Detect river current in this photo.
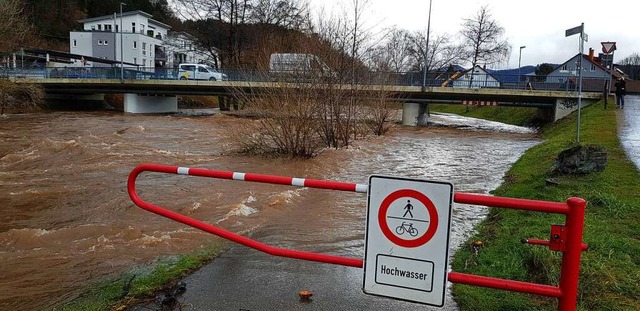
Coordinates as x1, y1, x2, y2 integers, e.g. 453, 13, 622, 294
0, 110, 540, 309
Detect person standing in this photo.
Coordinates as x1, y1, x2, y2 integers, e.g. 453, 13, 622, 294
615, 77, 627, 109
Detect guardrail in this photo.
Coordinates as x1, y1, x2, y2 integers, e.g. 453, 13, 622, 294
128, 163, 588, 310
2, 66, 611, 92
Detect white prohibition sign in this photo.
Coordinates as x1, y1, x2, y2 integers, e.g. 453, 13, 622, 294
363, 175, 454, 307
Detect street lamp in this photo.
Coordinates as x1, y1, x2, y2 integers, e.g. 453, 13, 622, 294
421, 0, 433, 92
518, 45, 526, 89
120, 2, 126, 83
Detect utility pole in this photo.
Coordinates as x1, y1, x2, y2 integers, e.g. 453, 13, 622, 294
120, 2, 126, 83
421, 0, 433, 92
518, 46, 526, 89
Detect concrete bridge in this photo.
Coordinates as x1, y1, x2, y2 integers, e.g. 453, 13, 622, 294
15, 78, 602, 123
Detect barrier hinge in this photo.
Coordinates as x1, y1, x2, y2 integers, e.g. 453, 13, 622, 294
549, 224, 566, 252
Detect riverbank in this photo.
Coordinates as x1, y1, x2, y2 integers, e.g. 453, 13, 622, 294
56, 102, 639, 310
451, 101, 640, 310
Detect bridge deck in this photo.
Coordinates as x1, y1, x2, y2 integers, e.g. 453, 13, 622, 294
16, 78, 602, 104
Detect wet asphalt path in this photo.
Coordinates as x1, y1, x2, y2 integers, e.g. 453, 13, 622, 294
619, 95, 640, 169
174, 246, 448, 310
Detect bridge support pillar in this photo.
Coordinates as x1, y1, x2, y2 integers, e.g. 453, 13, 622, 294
553, 98, 599, 122
402, 102, 429, 126
124, 93, 177, 114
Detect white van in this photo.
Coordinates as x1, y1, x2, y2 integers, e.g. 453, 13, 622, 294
269, 53, 334, 78
178, 64, 227, 81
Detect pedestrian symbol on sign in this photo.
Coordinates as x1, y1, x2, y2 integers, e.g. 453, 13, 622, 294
403, 200, 414, 218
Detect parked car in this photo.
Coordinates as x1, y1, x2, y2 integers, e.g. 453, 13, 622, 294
177, 63, 227, 81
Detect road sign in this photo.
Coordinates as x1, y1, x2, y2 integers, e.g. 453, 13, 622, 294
363, 175, 453, 306
565, 24, 583, 37
601, 41, 617, 54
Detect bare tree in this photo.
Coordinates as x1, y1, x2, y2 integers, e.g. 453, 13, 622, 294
406, 31, 461, 73
618, 52, 640, 80
230, 82, 325, 157
0, 79, 44, 114
368, 28, 413, 72
0, 0, 37, 53
174, 0, 252, 67
251, 0, 310, 30
174, 0, 310, 68
459, 5, 510, 87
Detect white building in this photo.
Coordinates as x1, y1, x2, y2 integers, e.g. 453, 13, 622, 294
164, 32, 218, 68
70, 10, 218, 72
451, 65, 501, 88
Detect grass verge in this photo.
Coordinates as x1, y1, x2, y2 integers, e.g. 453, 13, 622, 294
59, 243, 227, 310
451, 102, 640, 310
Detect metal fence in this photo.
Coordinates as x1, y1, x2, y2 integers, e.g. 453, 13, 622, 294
1, 66, 609, 92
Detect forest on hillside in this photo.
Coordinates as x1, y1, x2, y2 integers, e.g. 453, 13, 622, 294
2, 0, 467, 72
5, 0, 638, 78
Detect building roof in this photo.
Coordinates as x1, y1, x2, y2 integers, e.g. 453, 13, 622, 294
454, 65, 500, 81
551, 53, 626, 79
24, 48, 139, 66
77, 10, 171, 30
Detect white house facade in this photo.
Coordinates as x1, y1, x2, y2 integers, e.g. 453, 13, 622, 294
164, 32, 218, 68
452, 65, 501, 88
69, 10, 219, 73
546, 49, 624, 92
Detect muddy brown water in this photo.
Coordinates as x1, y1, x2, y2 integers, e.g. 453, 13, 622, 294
0, 110, 540, 309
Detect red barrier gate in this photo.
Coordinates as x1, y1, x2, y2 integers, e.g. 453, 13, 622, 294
128, 163, 587, 311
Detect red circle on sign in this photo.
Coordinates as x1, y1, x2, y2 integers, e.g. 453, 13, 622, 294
378, 189, 439, 248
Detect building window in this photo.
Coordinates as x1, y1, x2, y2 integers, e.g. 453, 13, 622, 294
91, 25, 95, 30
98, 24, 102, 31
116, 25, 119, 32
98, 40, 103, 46
134, 57, 137, 64
73, 39, 77, 47
132, 22, 136, 33
591, 64, 596, 71
142, 42, 146, 50
561, 64, 567, 71
104, 40, 109, 46
143, 59, 147, 66
133, 41, 137, 49
105, 24, 112, 31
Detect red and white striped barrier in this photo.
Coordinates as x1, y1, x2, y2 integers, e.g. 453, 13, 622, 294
173, 165, 369, 193
128, 163, 588, 310
462, 100, 498, 106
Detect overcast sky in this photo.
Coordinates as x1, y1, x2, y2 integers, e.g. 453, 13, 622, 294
313, 0, 637, 69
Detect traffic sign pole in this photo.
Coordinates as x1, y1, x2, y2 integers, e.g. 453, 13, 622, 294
601, 41, 617, 109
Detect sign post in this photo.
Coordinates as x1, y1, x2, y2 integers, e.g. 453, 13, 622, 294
601, 41, 617, 109
565, 23, 587, 143
363, 175, 453, 306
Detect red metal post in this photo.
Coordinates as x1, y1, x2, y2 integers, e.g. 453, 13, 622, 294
558, 197, 587, 311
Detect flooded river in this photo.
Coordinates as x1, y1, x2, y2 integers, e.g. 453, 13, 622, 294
0, 110, 539, 309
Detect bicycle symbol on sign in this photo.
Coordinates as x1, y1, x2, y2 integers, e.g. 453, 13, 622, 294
395, 221, 419, 237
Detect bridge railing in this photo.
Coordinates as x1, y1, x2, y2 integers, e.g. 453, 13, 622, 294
4, 65, 609, 92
